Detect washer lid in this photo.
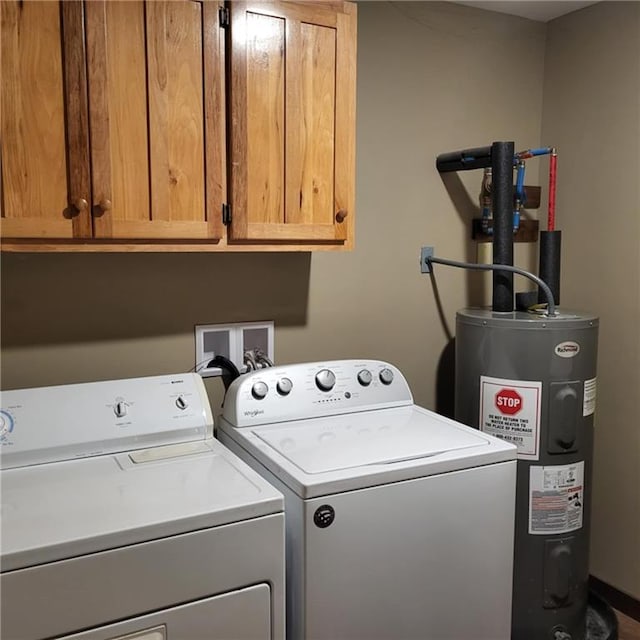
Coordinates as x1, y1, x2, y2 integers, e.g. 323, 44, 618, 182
253, 405, 489, 473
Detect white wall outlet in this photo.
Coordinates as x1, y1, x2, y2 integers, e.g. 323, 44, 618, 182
194, 321, 274, 378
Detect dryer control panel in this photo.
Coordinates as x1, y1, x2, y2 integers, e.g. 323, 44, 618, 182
222, 360, 413, 427
0, 374, 213, 469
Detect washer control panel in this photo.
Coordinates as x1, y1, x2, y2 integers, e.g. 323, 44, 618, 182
222, 360, 413, 427
0, 374, 212, 470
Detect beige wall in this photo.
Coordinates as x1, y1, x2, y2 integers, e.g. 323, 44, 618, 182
3, 0, 637, 598
542, 1, 640, 599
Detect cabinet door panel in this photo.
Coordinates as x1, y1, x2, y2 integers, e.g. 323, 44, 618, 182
86, 0, 149, 237
286, 22, 336, 226
246, 12, 285, 226
147, 0, 206, 224
1, 1, 90, 239
230, 1, 356, 245
86, 0, 222, 241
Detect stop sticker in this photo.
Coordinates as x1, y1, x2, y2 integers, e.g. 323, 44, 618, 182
495, 388, 523, 415
480, 376, 542, 460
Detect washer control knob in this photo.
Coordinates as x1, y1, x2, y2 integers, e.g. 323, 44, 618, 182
277, 378, 293, 396
252, 381, 269, 400
175, 396, 188, 410
315, 369, 336, 392
114, 402, 128, 418
379, 368, 394, 385
357, 369, 373, 386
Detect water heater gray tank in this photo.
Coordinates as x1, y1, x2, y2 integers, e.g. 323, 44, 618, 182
455, 308, 598, 640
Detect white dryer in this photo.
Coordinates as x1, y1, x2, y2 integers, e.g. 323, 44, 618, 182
217, 359, 517, 640
0, 373, 285, 640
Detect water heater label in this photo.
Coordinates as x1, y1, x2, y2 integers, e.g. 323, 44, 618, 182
583, 377, 597, 416
554, 341, 581, 358
528, 461, 584, 535
479, 376, 542, 460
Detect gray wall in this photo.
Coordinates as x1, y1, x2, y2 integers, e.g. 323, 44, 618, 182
1, 0, 637, 598
541, 1, 640, 599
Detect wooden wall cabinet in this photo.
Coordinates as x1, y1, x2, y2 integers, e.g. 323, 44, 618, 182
0, 0, 357, 252
1, 0, 224, 247
228, 1, 356, 247
1, 1, 80, 241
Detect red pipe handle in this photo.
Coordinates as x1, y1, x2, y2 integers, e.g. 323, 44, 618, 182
548, 151, 558, 231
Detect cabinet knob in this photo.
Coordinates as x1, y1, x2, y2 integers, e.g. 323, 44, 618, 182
73, 198, 89, 212
335, 209, 348, 223
94, 199, 112, 215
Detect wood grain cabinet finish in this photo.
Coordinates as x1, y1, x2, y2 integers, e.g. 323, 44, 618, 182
1, 0, 356, 251
1, 0, 224, 246
85, 0, 223, 241
228, 1, 356, 248
1, 0, 91, 240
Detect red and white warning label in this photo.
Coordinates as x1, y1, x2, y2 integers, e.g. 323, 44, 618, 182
529, 462, 585, 535
479, 376, 542, 460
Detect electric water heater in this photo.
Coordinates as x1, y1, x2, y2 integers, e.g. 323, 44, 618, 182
435, 141, 602, 640
455, 309, 598, 639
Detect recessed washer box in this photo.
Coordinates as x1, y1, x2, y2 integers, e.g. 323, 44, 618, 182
195, 321, 274, 377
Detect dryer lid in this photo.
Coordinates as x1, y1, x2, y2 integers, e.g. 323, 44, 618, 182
252, 405, 490, 474
0, 439, 283, 571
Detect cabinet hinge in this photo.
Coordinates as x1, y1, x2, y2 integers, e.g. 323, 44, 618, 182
218, 6, 230, 28
222, 203, 231, 225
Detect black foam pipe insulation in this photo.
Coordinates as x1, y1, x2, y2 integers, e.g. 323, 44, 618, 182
435, 141, 516, 312
491, 141, 515, 312
435, 146, 492, 172
538, 230, 562, 305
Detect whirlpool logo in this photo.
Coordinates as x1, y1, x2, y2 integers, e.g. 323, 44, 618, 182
244, 409, 265, 418
555, 341, 580, 358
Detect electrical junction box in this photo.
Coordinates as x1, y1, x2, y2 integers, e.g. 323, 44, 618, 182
195, 321, 274, 378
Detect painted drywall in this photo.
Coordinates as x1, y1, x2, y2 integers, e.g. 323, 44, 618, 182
541, 1, 640, 599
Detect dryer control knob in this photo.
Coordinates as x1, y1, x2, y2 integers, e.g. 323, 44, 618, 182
0, 413, 7, 436
357, 369, 373, 386
315, 369, 336, 392
252, 381, 269, 400
277, 378, 293, 396
175, 396, 188, 410
114, 401, 128, 418
379, 368, 394, 385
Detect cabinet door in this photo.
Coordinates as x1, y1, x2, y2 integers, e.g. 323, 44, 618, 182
229, 1, 356, 245
1, 1, 92, 239
85, 1, 224, 241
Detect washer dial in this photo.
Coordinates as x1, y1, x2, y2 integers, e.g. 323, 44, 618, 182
252, 381, 269, 400
315, 369, 336, 392
357, 369, 373, 386
277, 378, 293, 396
379, 368, 394, 385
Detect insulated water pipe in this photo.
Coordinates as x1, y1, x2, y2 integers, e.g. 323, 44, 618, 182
436, 141, 516, 312
538, 148, 561, 305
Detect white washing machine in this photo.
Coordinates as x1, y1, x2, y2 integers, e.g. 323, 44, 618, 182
0, 373, 285, 640
217, 359, 517, 640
